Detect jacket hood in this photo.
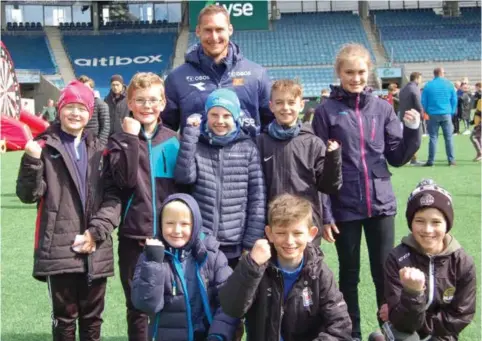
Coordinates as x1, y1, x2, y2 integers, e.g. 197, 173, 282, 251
299, 121, 316, 135
401, 233, 461, 257
159, 193, 203, 253
185, 41, 243, 67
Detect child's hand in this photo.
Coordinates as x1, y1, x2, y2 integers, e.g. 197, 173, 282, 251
186, 114, 202, 127
250, 239, 271, 266
399, 267, 425, 292
146, 238, 163, 246
327, 140, 340, 152
378, 303, 389, 322
122, 117, 141, 136
72, 231, 96, 254
403, 109, 421, 129
322, 223, 339, 243
24, 140, 43, 159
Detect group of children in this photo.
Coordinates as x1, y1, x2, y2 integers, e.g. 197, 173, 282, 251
17, 64, 476, 340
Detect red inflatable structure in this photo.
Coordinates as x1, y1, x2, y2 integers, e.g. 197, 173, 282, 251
0, 41, 49, 150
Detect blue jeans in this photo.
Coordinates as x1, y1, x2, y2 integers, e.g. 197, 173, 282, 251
427, 114, 455, 164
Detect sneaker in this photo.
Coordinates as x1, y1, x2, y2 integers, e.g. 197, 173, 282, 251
453, 132, 459, 136
463, 130, 471, 135
368, 331, 386, 341
422, 134, 428, 137
409, 160, 424, 166
474, 155, 482, 161
423, 162, 434, 167
449, 161, 457, 166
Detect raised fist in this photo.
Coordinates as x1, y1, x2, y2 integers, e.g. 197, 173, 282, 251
327, 139, 340, 152
399, 267, 426, 292
122, 117, 141, 136
24, 140, 43, 159
403, 109, 421, 129
186, 114, 202, 127
250, 239, 271, 266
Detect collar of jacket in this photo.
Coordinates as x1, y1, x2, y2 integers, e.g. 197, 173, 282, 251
329, 85, 374, 109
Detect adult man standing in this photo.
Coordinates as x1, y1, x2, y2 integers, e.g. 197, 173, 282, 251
104, 74, 129, 135
422, 67, 457, 166
399, 72, 424, 165
162, 5, 273, 137
78, 75, 111, 145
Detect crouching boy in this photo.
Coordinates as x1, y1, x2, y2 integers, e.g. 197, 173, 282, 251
131, 193, 238, 341
219, 194, 352, 341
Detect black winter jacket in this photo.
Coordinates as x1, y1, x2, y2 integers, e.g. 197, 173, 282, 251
104, 89, 129, 135
16, 124, 121, 282
85, 96, 110, 145
219, 244, 352, 341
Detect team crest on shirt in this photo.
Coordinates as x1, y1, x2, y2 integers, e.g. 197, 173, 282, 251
443, 287, 456, 303
232, 77, 244, 86
301, 287, 313, 307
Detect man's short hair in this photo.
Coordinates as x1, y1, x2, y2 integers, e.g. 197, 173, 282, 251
197, 5, 230, 26
434, 68, 443, 77
271, 79, 303, 99
78, 75, 95, 89
268, 194, 313, 227
410, 72, 422, 82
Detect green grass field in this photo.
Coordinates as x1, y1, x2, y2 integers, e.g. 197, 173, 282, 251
1, 135, 480, 340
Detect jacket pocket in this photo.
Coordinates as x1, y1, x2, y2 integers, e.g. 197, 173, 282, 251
371, 165, 395, 204
335, 169, 361, 207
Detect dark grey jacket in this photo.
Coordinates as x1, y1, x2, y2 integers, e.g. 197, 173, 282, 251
16, 124, 121, 282
104, 89, 129, 135
174, 126, 266, 250
257, 123, 342, 230
219, 244, 352, 341
85, 96, 110, 145
399, 82, 423, 118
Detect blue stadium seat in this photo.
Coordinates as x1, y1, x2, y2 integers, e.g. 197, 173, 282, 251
267, 67, 336, 97
373, 8, 481, 62
2, 35, 56, 74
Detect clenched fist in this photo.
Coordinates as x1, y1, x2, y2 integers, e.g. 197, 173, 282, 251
250, 239, 271, 266
122, 117, 141, 136
24, 140, 43, 159
327, 140, 340, 152
186, 114, 202, 127
399, 267, 425, 292
403, 109, 421, 129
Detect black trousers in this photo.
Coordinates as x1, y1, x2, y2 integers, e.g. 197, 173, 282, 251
118, 237, 148, 341
334, 215, 395, 340
48, 273, 107, 341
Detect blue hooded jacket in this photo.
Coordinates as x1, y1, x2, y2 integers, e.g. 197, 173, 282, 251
131, 193, 238, 341
161, 42, 273, 137
313, 86, 420, 223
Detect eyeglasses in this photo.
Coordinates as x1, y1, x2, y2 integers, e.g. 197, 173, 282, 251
134, 98, 162, 106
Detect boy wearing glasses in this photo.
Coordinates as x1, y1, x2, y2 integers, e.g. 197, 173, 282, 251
105, 72, 180, 340
16, 80, 121, 340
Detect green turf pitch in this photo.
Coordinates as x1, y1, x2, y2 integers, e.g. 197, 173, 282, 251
1, 135, 480, 340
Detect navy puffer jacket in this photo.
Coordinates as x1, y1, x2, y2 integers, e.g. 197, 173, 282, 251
131, 193, 237, 341
174, 126, 266, 251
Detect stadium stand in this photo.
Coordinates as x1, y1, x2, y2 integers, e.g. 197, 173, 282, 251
267, 67, 336, 98
2, 35, 57, 74
62, 32, 177, 97
372, 8, 481, 62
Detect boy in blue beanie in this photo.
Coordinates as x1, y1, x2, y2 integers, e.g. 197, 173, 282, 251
131, 193, 237, 341
174, 88, 266, 269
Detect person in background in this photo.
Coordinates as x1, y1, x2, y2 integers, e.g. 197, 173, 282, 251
41, 98, 57, 123
317, 88, 330, 105
302, 107, 315, 123
104, 74, 130, 136
387, 83, 399, 116
458, 83, 472, 135
78, 75, 111, 146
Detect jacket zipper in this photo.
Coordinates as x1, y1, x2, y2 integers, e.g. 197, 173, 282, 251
275, 269, 284, 341
213, 149, 224, 237
354, 95, 372, 217
424, 257, 435, 310
171, 251, 194, 341
147, 139, 158, 237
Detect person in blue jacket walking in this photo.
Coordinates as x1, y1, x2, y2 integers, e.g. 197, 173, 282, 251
312, 43, 421, 341
162, 4, 273, 137
421, 67, 458, 166
131, 193, 238, 341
